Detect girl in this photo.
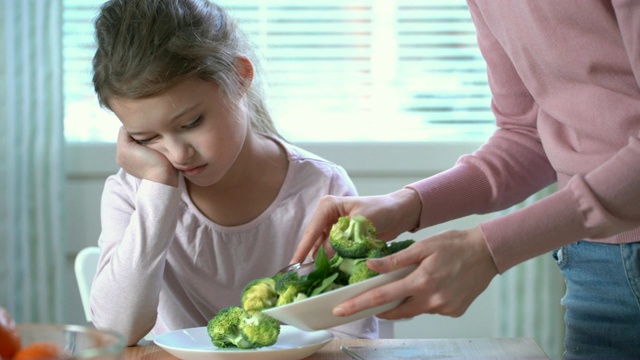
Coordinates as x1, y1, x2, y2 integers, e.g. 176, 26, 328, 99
89, 0, 377, 345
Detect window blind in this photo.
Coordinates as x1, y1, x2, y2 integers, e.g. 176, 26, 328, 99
63, 0, 494, 142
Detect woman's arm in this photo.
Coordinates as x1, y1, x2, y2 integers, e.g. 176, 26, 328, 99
478, 0, 640, 272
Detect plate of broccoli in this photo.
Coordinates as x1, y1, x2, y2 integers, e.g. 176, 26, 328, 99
257, 215, 417, 331
153, 324, 333, 360
262, 263, 416, 331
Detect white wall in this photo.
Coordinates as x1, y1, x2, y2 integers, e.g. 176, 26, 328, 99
63, 141, 499, 338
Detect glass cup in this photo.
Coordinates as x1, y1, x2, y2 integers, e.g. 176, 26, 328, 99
16, 323, 125, 359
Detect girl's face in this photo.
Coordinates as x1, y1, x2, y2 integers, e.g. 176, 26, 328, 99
111, 77, 249, 188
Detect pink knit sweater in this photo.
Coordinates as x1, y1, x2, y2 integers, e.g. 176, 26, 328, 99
408, 0, 640, 273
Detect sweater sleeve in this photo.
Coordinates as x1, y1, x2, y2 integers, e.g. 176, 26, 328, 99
613, 0, 640, 87
406, 0, 556, 232
408, 1, 640, 273
90, 170, 182, 345
481, 0, 640, 272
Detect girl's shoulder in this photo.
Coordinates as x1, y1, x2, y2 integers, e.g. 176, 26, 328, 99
272, 137, 356, 196
273, 137, 347, 176
104, 168, 141, 193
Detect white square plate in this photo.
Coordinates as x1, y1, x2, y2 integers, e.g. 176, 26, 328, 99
262, 265, 416, 331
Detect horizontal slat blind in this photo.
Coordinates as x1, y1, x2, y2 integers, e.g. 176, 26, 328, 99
63, 0, 112, 141
63, 0, 494, 142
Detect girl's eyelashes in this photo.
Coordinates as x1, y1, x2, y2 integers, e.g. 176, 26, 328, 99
135, 136, 156, 145
182, 115, 203, 130
131, 115, 203, 145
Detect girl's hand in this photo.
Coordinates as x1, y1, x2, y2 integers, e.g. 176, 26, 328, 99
332, 226, 498, 319
116, 127, 179, 187
291, 188, 421, 263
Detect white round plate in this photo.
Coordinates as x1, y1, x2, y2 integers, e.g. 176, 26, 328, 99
263, 265, 417, 331
153, 325, 333, 360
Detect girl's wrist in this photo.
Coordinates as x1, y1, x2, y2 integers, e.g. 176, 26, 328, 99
144, 168, 179, 188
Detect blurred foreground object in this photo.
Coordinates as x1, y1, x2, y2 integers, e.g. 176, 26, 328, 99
0, 307, 21, 359
16, 323, 124, 359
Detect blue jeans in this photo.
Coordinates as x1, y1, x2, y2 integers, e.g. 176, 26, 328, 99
553, 241, 640, 359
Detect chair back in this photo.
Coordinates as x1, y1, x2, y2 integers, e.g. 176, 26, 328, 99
74, 246, 100, 323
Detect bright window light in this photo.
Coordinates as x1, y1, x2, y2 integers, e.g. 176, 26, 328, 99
63, 0, 495, 143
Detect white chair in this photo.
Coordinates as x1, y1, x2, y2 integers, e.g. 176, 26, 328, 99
74, 246, 101, 323
74, 246, 154, 341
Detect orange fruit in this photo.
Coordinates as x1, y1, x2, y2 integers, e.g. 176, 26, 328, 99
0, 307, 21, 360
13, 342, 65, 360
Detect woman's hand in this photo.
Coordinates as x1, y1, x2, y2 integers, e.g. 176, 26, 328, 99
333, 226, 498, 319
291, 188, 422, 263
116, 127, 179, 187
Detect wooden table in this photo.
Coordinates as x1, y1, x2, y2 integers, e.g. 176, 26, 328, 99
125, 338, 549, 359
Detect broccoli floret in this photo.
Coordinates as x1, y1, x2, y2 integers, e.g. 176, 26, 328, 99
241, 278, 278, 314
207, 306, 253, 349
337, 257, 360, 276
348, 260, 379, 284
338, 249, 386, 284
338, 257, 375, 284
276, 285, 308, 306
273, 270, 314, 306
329, 215, 386, 258
207, 306, 281, 349
367, 249, 388, 259
386, 239, 416, 254
238, 311, 281, 348
338, 249, 384, 274
275, 285, 296, 307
